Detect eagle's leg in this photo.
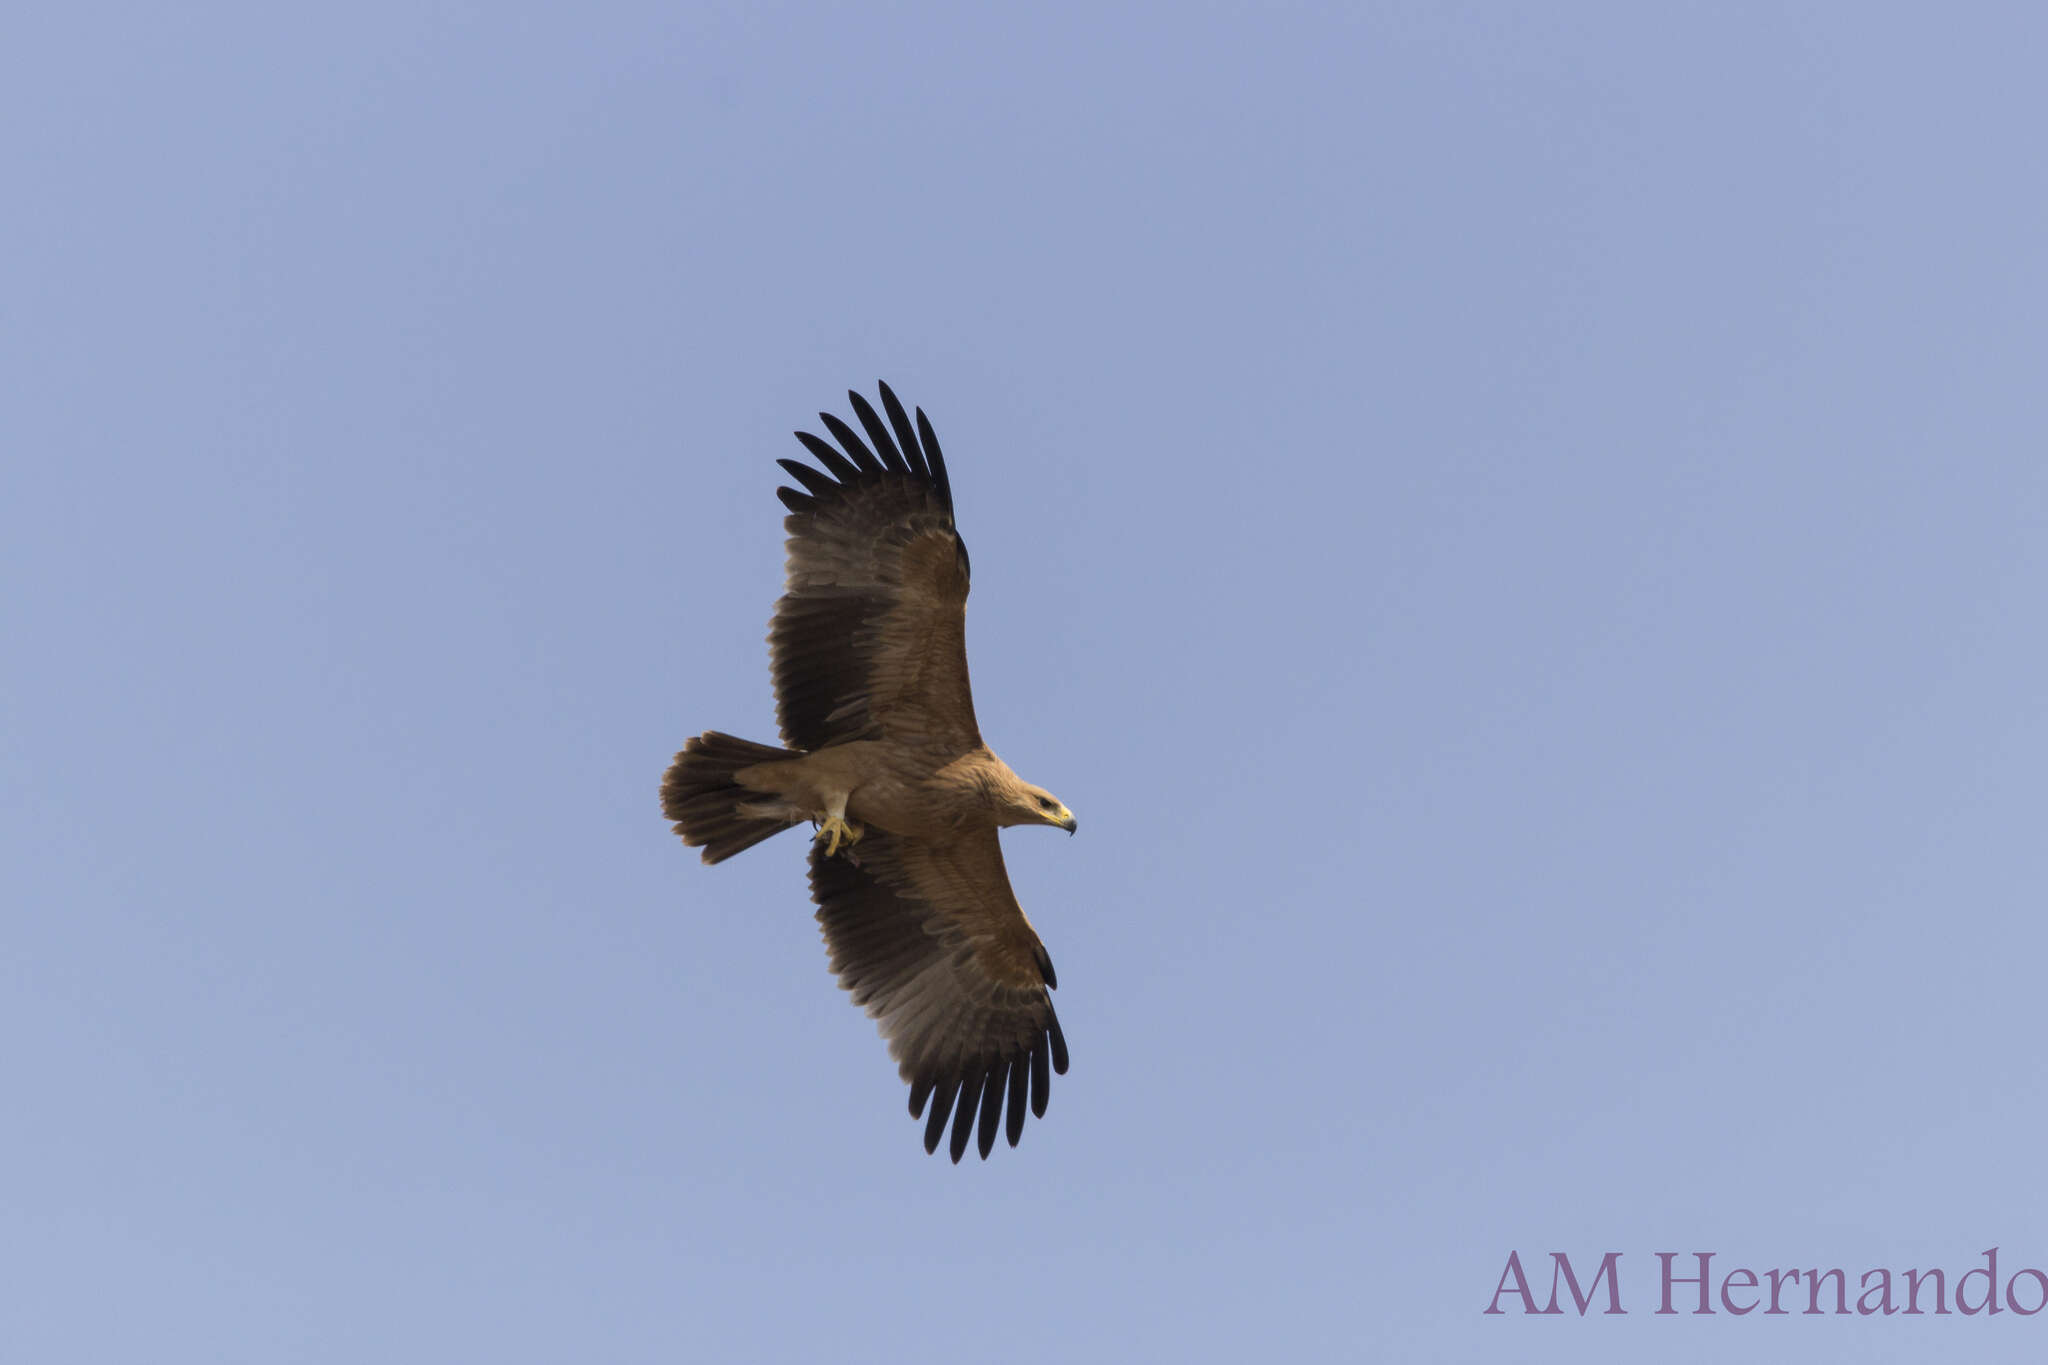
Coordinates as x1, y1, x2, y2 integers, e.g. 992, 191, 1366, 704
815, 791, 864, 858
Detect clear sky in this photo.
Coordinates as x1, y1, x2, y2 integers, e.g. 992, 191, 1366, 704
8, 4, 2047, 1362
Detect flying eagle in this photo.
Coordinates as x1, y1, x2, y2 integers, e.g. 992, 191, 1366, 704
660, 384, 1075, 1162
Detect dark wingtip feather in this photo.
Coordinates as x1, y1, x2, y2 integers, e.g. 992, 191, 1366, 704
819, 412, 882, 474
776, 457, 839, 500
915, 407, 952, 507
1035, 946, 1058, 990
776, 487, 815, 514
948, 1073, 979, 1163
976, 1065, 1005, 1160
793, 430, 859, 482
877, 382, 929, 480
786, 387, 957, 526
848, 391, 907, 473
1030, 1033, 1050, 1118
909, 1077, 934, 1120
1048, 1007, 1070, 1075
1005, 1060, 1028, 1147
925, 1078, 959, 1154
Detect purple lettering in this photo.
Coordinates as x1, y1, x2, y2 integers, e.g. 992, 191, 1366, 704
2008, 1269, 2048, 1316
1719, 1267, 1757, 1315
1956, 1248, 2001, 1315
1805, 1267, 1848, 1315
1485, 1251, 1539, 1315
1903, 1268, 1948, 1315
1658, 1252, 1713, 1315
1857, 1269, 1897, 1316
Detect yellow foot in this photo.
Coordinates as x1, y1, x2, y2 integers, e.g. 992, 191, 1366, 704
816, 814, 864, 857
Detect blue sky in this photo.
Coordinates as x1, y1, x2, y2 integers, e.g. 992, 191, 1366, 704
8, 3, 2047, 1361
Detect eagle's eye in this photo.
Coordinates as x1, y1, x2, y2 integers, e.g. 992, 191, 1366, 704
1037, 797, 1054, 810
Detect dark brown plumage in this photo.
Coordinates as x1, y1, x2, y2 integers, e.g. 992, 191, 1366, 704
661, 383, 1074, 1161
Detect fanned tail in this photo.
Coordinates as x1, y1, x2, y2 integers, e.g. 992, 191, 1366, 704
661, 731, 802, 864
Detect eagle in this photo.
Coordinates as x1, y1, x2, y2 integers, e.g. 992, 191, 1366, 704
660, 383, 1075, 1162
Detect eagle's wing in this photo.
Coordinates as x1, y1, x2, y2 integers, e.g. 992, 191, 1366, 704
770, 384, 979, 753
810, 827, 1068, 1161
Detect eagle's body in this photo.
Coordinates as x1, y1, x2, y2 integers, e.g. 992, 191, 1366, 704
732, 741, 1041, 844
660, 384, 1075, 1162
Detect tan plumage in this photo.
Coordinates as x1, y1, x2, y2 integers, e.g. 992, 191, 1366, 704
661, 383, 1075, 1161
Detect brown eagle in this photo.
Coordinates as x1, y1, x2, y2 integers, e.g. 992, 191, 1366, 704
661, 384, 1075, 1162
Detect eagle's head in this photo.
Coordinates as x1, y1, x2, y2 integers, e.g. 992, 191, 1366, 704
1002, 779, 1077, 834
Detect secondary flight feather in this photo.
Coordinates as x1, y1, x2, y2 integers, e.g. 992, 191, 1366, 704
661, 383, 1075, 1161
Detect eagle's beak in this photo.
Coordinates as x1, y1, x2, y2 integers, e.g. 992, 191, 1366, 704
1058, 809, 1077, 835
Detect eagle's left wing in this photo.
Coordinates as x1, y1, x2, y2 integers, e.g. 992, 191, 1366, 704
808, 827, 1068, 1161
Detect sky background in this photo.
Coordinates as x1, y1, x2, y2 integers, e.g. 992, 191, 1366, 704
7, 3, 2047, 1361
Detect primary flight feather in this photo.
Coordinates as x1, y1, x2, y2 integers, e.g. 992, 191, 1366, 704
661, 384, 1075, 1162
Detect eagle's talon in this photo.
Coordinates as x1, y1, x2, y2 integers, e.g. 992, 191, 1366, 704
816, 813, 863, 857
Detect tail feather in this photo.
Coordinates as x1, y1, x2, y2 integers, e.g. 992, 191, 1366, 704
661, 731, 802, 863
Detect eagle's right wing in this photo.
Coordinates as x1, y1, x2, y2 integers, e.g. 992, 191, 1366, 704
769, 384, 981, 755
